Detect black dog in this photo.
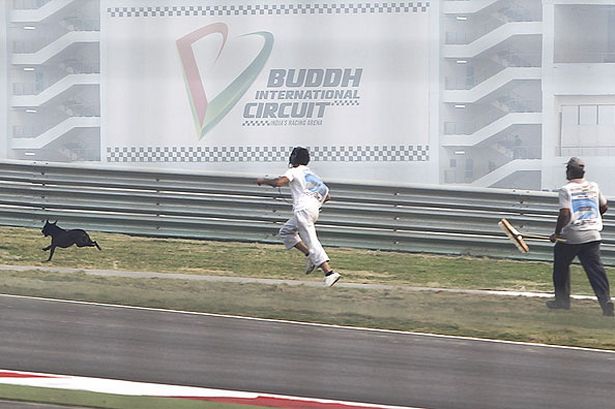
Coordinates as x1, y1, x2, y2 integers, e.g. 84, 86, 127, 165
41, 220, 101, 261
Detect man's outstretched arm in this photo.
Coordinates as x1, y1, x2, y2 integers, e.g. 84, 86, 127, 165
256, 176, 290, 188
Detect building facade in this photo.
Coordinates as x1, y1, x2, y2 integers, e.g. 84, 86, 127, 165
4, 0, 100, 162
2, 0, 615, 193
441, 0, 615, 194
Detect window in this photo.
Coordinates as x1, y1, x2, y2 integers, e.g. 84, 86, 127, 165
598, 105, 615, 125
579, 105, 597, 125
561, 106, 578, 125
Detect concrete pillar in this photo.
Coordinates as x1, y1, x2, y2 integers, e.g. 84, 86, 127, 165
0, 1, 8, 160
541, 1, 557, 190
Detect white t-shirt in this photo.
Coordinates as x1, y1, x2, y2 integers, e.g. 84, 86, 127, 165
283, 165, 329, 211
559, 179, 607, 244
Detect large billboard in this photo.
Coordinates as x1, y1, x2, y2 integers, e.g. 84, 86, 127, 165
101, 0, 434, 182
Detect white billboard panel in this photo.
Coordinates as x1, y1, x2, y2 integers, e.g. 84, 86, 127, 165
101, 1, 434, 183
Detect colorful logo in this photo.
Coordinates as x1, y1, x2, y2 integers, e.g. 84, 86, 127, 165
177, 23, 274, 139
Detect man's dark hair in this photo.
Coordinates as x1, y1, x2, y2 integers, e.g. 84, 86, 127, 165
289, 147, 310, 166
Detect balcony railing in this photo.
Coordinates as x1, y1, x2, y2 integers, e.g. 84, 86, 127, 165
12, 24, 100, 53
558, 146, 615, 157
12, 82, 39, 96
12, 0, 51, 10
554, 52, 615, 64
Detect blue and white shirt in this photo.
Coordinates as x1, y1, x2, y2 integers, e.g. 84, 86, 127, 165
559, 179, 607, 244
283, 165, 329, 211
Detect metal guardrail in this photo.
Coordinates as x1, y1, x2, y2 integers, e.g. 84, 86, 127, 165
2, 160, 615, 265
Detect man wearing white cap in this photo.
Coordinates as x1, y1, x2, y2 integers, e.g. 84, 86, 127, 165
547, 157, 613, 316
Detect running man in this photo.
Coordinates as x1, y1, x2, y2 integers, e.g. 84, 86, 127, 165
256, 146, 341, 287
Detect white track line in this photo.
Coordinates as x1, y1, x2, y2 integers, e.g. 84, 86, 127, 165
1, 293, 614, 354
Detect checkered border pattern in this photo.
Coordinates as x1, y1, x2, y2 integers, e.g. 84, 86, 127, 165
106, 2, 430, 17
243, 120, 270, 127
106, 145, 429, 162
329, 99, 360, 106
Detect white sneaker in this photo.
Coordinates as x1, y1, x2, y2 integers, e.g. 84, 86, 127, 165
324, 272, 341, 287
305, 257, 316, 274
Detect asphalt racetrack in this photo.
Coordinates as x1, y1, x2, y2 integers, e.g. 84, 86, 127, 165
1, 294, 615, 409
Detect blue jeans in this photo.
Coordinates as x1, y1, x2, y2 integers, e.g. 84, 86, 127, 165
552, 241, 611, 307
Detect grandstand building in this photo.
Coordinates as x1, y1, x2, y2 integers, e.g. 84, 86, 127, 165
441, 0, 615, 194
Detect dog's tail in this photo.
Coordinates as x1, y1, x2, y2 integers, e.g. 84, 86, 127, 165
94, 241, 102, 251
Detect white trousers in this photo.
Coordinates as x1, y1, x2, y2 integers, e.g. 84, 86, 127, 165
279, 206, 329, 267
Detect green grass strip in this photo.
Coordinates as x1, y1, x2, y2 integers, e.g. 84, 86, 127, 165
0, 384, 263, 409
0, 226, 594, 294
